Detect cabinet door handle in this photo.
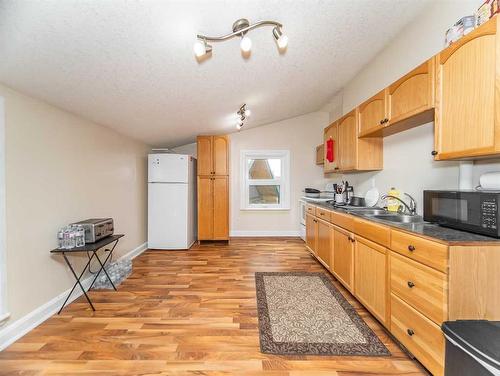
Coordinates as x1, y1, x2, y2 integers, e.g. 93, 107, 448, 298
407, 329, 415, 336
407, 281, 415, 288
431, 150, 438, 156
379, 119, 384, 125
383, 118, 389, 123
408, 245, 415, 252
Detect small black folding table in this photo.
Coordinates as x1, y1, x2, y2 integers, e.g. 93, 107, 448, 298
50, 234, 124, 314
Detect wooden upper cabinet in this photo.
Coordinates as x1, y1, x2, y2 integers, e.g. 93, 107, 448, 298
213, 135, 229, 175
338, 111, 357, 171
197, 136, 213, 176
435, 16, 500, 160
358, 90, 387, 136
197, 135, 229, 175
323, 122, 339, 173
387, 58, 435, 126
323, 110, 383, 174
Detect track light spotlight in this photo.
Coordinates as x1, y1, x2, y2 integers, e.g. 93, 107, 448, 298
240, 35, 252, 52
272, 26, 288, 49
193, 39, 212, 57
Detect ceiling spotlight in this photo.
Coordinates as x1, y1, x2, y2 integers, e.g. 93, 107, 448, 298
240, 35, 252, 52
195, 18, 286, 59
193, 39, 212, 57
272, 26, 288, 49
236, 104, 250, 130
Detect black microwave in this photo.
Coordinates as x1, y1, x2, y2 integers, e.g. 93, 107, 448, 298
423, 190, 500, 238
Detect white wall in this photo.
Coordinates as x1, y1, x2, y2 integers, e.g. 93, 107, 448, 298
0, 83, 150, 325
324, 0, 500, 211
319, 92, 343, 123
229, 112, 328, 235
172, 143, 197, 158
173, 113, 329, 235
0, 97, 5, 321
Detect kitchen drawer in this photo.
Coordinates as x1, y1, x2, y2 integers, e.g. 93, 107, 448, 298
315, 207, 332, 221
391, 294, 445, 376
391, 230, 448, 272
330, 211, 354, 231
306, 204, 316, 215
353, 218, 390, 247
391, 252, 447, 325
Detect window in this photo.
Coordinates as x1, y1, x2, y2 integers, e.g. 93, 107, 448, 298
240, 150, 290, 210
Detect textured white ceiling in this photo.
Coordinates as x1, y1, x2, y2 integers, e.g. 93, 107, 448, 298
0, 0, 431, 147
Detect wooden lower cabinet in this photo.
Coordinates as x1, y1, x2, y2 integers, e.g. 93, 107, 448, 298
305, 203, 500, 376
332, 225, 354, 292
391, 252, 447, 325
316, 219, 332, 269
213, 176, 229, 239
305, 213, 317, 255
391, 294, 444, 376
197, 176, 229, 240
197, 176, 214, 240
354, 236, 389, 326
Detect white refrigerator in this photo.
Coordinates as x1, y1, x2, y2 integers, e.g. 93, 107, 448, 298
148, 153, 197, 250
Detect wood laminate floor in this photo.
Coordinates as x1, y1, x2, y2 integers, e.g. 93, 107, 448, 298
0, 238, 428, 375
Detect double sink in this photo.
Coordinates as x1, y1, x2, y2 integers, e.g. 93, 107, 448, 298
339, 207, 425, 224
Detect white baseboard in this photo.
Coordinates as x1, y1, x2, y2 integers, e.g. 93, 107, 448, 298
230, 230, 301, 237
121, 241, 148, 261
0, 241, 148, 351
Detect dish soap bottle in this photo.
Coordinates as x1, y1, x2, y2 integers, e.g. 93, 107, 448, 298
387, 187, 401, 212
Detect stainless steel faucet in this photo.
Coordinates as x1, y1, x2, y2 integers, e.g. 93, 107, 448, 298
381, 193, 417, 215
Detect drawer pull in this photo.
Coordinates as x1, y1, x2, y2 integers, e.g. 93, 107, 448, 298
408, 245, 415, 252
407, 328, 415, 336
407, 281, 415, 288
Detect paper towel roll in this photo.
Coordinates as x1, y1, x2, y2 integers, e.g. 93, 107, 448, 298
479, 172, 500, 190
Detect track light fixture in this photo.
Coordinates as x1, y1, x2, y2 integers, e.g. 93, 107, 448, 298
236, 104, 250, 130
194, 18, 287, 57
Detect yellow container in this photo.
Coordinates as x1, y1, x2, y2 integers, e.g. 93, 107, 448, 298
387, 187, 401, 212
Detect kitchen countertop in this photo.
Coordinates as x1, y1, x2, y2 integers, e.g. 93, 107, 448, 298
310, 201, 500, 245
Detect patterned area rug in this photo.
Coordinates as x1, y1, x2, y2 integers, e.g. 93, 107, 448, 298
255, 272, 390, 356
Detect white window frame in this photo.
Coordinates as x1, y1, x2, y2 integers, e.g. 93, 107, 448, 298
240, 150, 290, 210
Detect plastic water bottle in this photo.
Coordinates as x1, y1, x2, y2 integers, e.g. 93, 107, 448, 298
57, 229, 64, 249
68, 227, 76, 249
63, 227, 71, 249
76, 225, 85, 247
